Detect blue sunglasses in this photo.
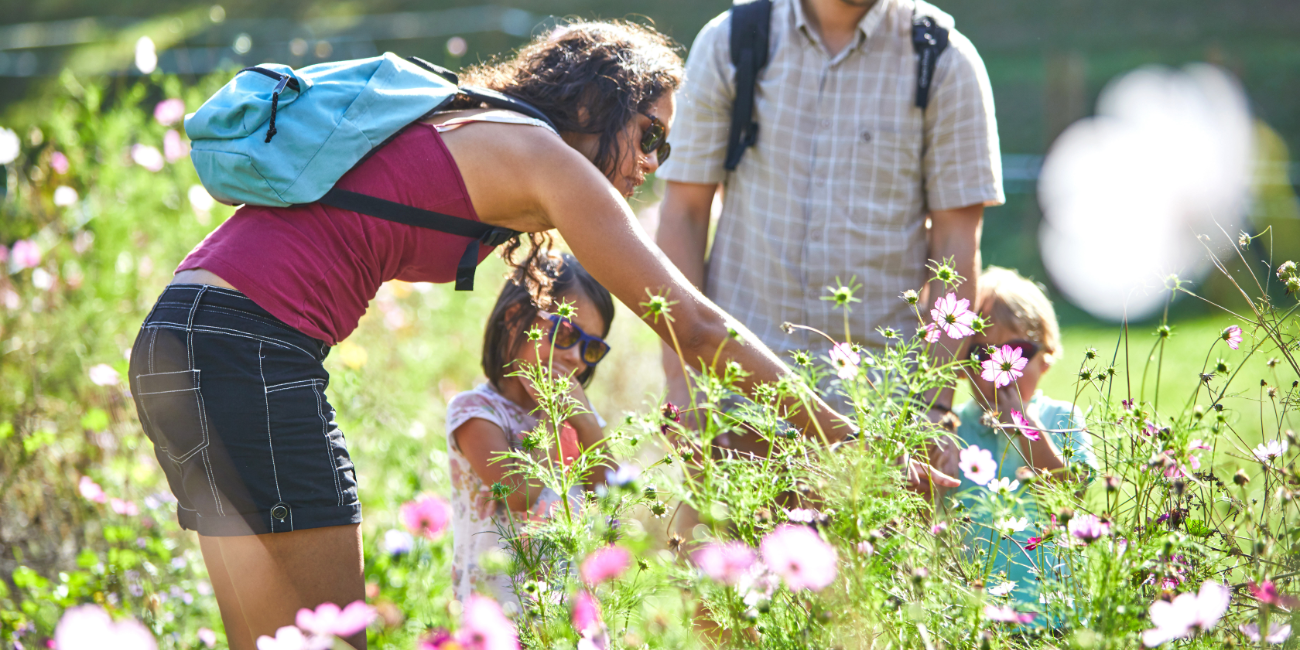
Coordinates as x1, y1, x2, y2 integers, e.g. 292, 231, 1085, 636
538, 311, 612, 366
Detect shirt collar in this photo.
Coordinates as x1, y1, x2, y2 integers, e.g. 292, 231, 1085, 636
791, 0, 895, 54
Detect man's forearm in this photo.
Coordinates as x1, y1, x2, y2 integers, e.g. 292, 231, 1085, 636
657, 182, 718, 407
923, 205, 984, 407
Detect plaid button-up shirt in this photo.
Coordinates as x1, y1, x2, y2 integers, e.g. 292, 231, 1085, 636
658, 0, 1003, 360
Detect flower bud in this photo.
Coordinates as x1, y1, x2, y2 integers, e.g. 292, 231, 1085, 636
1104, 475, 1121, 492
1234, 469, 1250, 486
1056, 507, 1074, 527
901, 289, 919, 305
911, 567, 929, 587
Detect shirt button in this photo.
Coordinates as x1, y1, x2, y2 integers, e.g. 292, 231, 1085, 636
861, 130, 873, 143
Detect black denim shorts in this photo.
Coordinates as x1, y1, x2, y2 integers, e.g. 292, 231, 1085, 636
127, 284, 361, 536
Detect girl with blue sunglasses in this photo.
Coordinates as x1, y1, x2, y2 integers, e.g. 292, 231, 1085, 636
444, 252, 615, 607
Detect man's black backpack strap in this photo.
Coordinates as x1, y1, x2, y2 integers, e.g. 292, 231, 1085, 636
725, 0, 772, 171
911, 14, 949, 110
724, 2, 951, 170
317, 188, 518, 291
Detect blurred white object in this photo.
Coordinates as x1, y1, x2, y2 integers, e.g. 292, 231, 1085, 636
1038, 64, 1254, 321
135, 36, 158, 74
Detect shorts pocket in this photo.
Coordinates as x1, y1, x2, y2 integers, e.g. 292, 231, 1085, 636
136, 369, 210, 463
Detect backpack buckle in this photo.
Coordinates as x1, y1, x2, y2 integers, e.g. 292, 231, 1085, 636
479, 227, 519, 248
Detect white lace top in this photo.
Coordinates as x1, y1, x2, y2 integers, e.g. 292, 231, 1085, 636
445, 383, 595, 606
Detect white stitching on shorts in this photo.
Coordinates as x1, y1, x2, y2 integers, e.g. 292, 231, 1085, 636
312, 382, 344, 507
201, 448, 224, 516
146, 321, 304, 354
148, 327, 159, 375
265, 379, 323, 393
260, 342, 283, 504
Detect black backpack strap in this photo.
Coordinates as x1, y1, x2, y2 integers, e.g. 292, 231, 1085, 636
911, 15, 949, 110
317, 188, 518, 291
725, 0, 773, 171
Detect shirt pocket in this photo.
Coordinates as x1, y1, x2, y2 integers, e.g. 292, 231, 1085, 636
136, 369, 210, 463
852, 126, 925, 232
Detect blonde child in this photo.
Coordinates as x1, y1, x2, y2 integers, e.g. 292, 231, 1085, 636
951, 266, 1098, 603
445, 253, 613, 607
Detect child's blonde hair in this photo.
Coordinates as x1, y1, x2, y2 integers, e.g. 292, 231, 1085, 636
977, 267, 1062, 365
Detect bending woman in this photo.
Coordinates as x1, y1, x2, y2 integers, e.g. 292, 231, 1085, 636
127, 21, 951, 649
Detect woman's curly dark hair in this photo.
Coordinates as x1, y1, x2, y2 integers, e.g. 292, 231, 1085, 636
452, 20, 684, 300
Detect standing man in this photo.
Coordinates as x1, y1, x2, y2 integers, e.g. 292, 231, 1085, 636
657, 0, 1003, 435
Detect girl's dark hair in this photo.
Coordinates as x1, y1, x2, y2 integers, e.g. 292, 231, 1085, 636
453, 21, 684, 298
482, 252, 616, 390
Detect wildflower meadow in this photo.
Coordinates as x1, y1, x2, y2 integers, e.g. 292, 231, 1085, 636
2, 68, 1299, 650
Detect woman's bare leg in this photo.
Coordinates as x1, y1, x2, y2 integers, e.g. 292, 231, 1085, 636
199, 524, 366, 649
199, 535, 256, 650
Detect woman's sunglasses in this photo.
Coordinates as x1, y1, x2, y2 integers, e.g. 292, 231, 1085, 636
538, 311, 612, 366
641, 114, 671, 165
969, 339, 1040, 364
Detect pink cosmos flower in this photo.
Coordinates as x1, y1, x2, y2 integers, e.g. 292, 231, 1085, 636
163, 130, 188, 163
154, 98, 186, 126
89, 364, 120, 386
580, 546, 630, 585
983, 604, 1036, 624
54, 604, 157, 650
110, 498, 139, 516
829, 342, 860, 381
572, 590, 602, 634
296, 601, 375, 638
930, 293, 977, 339
1010, 410, 1040, 441
692, 541, 758, 586
856, 540, 875, 556
1161, 439, 1209, 479
197, 628, 217, 648
1221, 325, 1242, 350
981, 345, 1028, 388
130, 144, 165, 172
1068, 514, 1109, 543
1248, 580, 1300, 609
1241, 622, 1291, 644
256, 625, 331, 650
11, 239, 41, 270
1025, 536, 1044, 551
759, 524, 838, 592
51, 151, 70, 174
400, 495, 451, 540
456, 594, 519, 650
958, 445, 996, 486
922, 322, 942, 343
78, 476, 107, 504
930, 522, 948, 535
1254, 440, 1288, 464
1142, 581, 1230, 647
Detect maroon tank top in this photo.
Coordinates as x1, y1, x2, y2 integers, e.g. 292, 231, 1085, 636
178, 123, 492, 346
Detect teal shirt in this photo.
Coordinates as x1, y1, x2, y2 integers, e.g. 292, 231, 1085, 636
949, 393, 1097, 607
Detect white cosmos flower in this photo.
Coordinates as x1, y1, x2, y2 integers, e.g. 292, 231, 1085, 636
995, 517, 1029, 535
1254, 440, 1288, 463
987, 477, 1020, 495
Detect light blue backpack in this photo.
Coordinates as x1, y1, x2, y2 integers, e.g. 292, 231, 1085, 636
184, 52, 555, 290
